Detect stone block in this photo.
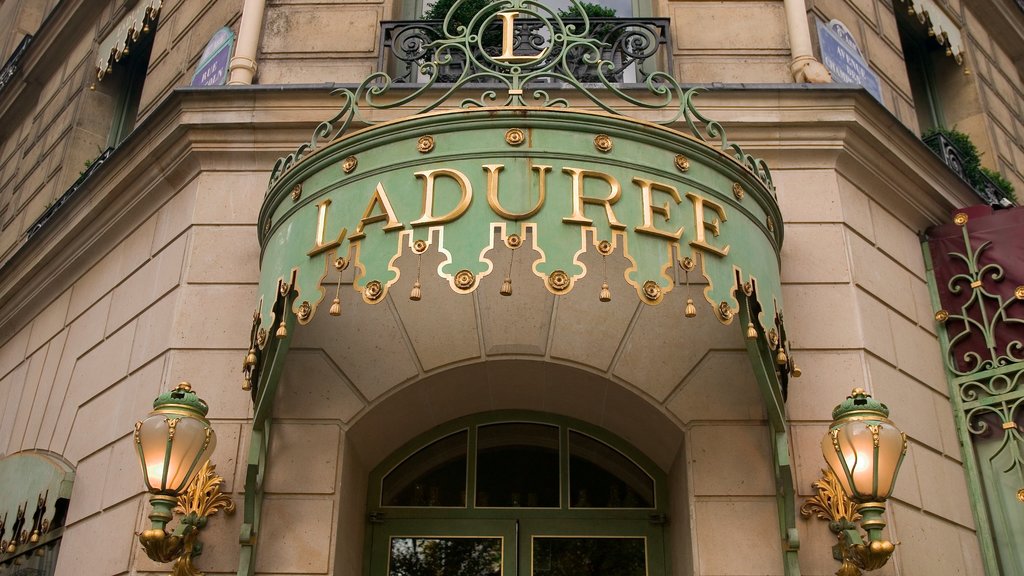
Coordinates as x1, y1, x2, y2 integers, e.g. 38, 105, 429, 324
781, 224, 851, 283
67, 320, 136, 406
101, 433, 147, 510
194, 171, 266, 224
65, 447, 112, 524
867, 356, 943, 450
691, 424, 774, 496
152, 183, 198, 253
889, 314, 946, 392
693, 499, 785, 575
774, 169, 842, 224
912, 446, 975, 528
550, 246, 638, 370
676, 56, 791, 84
167, 350, 255, 420
910, 277, 937, 335
56, 498, 140, 575
21, 330, 69, 449
263, 5, 380, 54
477, 245, 554, 358
854, 288, 897, 362
870, 203, 927, 279
389, 247, 480, 371
258, 59, 374, 84
617, 292, 743, 402
265, 422, 341, 494
783, 284, 863, 350
292, 292, 418, 402
171, 284, 256, 350
275, 349, 365, 422
890, 438, 922, 507
6, 348, 43, 451
129, 290, 180, 372
106, 234, 187, 335
672, 2, 786, 51
254, 497, 335, 573
0, 327, 29, 380
790, 423, 830, 498
186, 225, 260, 284
666, 350, 766, 424
27, 291, 70, 355
0, 362, 28, 454
888, 501, 976, 574
849, 233, 916, 319
785, 350, 867, 422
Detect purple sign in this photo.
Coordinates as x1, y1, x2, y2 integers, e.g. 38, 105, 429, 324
191, 27, 234, 87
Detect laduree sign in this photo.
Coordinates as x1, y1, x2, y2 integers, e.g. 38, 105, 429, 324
259, 107, 782, 332
253, 2, 787, 342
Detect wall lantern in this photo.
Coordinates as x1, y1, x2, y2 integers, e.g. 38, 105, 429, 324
801, 388, 907, 576
134, 382, 234, 576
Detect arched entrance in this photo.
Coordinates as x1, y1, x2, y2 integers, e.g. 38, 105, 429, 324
364, 410, 669, 576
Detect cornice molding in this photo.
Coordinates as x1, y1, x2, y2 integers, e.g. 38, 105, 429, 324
0, 84, 981, 345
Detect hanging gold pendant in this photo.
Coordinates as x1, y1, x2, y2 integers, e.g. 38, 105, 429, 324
685, 298, 697, 318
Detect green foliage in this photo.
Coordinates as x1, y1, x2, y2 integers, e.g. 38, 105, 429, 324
423, 0, 493, 26
923, 127, 1016, 203
981, 166, 1017, 203
557, 2, 618, 18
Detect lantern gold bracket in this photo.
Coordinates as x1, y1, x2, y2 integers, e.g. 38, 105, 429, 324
801, 468, 896, 576
139, 462, 235, 576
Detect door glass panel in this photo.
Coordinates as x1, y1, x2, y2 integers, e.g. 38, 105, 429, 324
388, 536, 503, 576
569, 431, 654, 508
476, 423, 559, 507
382, 430, 468, 506
532, 536, 646, 576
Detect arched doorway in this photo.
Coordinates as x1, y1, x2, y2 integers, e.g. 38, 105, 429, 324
365, 411, 669, 576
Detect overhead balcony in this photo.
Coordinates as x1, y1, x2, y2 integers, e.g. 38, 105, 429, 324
378, 17, 671, 85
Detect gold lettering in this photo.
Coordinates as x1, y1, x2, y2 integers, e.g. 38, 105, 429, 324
411, 168, 473, 226
485, 163, 549, 220
349, 182, 404, 241
686, 192, 730, 256
308, 199, 348, 256
495, 12, 536, 62
633, 177, 684, 240
561, 167, 626, 230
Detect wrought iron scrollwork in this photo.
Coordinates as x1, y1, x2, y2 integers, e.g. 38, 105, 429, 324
380, 17, 668, 84
267, 0, 775, 195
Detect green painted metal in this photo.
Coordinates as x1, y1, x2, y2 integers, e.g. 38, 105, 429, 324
363, 411, 668, 576
0, 451, 74, 562
923, 227, 1021, 576
258, 108, 783, 335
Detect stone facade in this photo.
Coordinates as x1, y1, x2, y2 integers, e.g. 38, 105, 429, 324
0, 0, 1020, 575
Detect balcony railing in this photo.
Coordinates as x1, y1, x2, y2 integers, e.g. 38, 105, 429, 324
0, 35, 33, 93
923, 132, 1015, 206
378, 17, 671, 85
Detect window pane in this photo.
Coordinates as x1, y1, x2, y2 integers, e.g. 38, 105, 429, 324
388, 537, 501, 576
569, 431, 654, 508
533, 537, 646, 576
382, 430, 468, 506
476, 423, 559, 507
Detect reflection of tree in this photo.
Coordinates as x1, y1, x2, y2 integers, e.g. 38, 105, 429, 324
389, 538, 501, 576
535, 538, 645, 576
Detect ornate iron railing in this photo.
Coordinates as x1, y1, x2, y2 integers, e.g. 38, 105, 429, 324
0, 35, 33, 93
378, 17, 671, 85
923, 132, 1014, 206
926, 207, 1024, 575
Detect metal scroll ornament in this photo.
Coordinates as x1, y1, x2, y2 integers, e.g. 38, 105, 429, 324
266, 0, 774, 193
